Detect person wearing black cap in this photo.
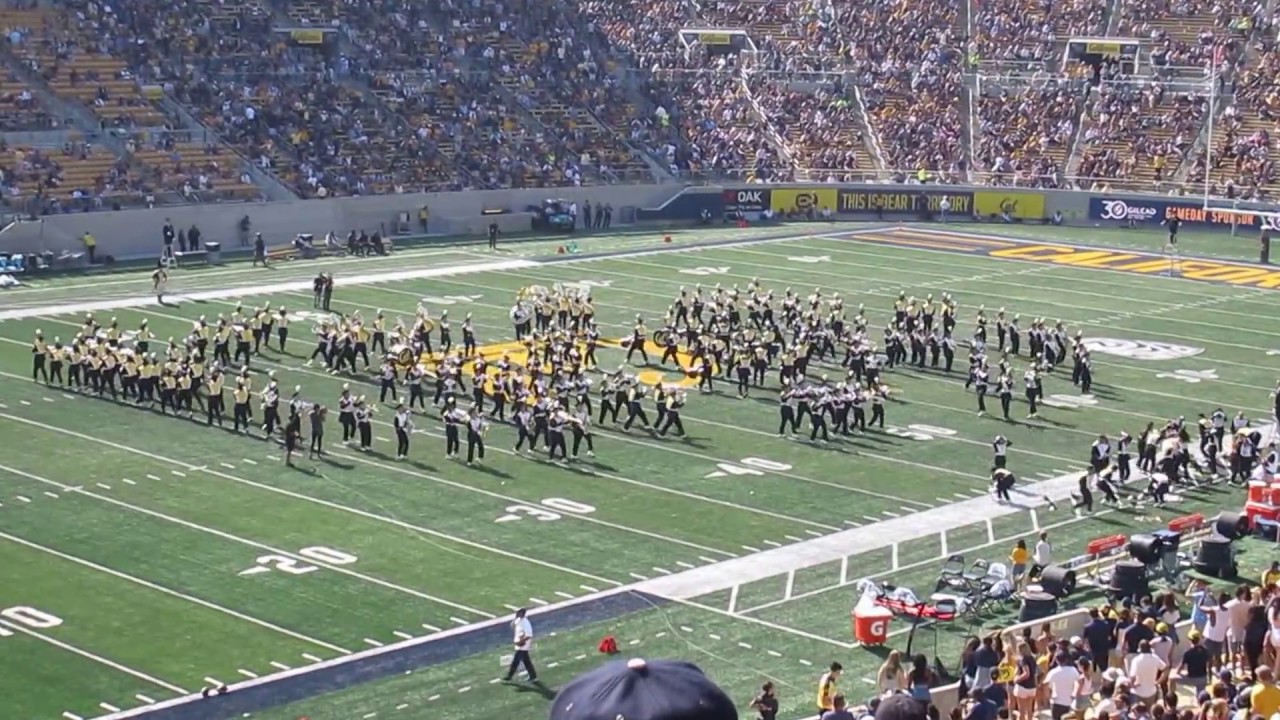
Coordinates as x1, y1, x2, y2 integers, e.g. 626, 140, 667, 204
874, 693, 928, 720
548, 657, 736, 720
504, 607, 537, 683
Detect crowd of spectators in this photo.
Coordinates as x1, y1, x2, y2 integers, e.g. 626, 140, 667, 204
4, 0, 1280, 201
753, 78, 871, 180
975, 79, 1083, 187
1074, 79, 1205, 189
971, 0, 1107, 66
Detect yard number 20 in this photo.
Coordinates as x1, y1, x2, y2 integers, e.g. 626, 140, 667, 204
238, 546, 359, 577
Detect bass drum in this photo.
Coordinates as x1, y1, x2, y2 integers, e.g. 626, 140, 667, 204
388, 343, 415, 366
651, 329, 671, 346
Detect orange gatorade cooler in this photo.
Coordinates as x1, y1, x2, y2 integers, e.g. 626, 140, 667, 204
852, 602, 893, 645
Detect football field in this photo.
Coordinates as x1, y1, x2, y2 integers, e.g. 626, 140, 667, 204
0, 222, 1277, 720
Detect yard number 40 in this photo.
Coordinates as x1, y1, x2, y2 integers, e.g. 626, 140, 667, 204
0, 606, 63, 637
705, 457, 792, 478
238, 546, 359, 577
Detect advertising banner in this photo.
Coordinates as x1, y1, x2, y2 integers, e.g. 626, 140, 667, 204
770, 188, 838, 213
1089, 197, 1280, 231
837, 189, 974, 215
974, 190, 1047, 221
290, 29, 326, 44
1085, 41, 1122, 56
723, 188, 769, 214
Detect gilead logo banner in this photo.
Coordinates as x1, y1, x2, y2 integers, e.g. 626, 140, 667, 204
1089, 196, 1280, 231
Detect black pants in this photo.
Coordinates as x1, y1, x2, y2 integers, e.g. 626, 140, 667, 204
396, 428, 410, 456
505, 649, 536, 681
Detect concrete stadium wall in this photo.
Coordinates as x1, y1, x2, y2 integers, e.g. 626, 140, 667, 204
4, 182, 1276, 260
0, 184, 673, 259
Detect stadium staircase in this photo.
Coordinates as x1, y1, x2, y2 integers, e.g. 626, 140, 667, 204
364, 72, 473, 192
488, 35, 662, 185
0, 4, 281, 205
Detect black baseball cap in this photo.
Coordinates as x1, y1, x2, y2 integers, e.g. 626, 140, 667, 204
874, 694, 929, 720
549, 658, 737, 720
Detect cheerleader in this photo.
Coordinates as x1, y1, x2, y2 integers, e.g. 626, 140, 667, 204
308, 404, 328, 458
393, 403, 413, 459
355, 397, 374, 451
466, 408, 489, 465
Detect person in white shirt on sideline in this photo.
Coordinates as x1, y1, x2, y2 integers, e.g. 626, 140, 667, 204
1031, 531, 1052, 578
1042, 651, 1082, 720
504, 607, 538, 683
1126, 639, 1167, 704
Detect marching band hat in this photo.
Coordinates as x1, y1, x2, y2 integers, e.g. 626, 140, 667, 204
548, 658, 736, 720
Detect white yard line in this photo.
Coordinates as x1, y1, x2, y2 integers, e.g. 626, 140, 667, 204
0, 401, 629, 583
0, 619, 188, 693
0, 459, 496, 618
0, 529, 352, 654
0, 258, 541, 322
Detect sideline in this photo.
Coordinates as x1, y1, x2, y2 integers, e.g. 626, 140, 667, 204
0, 225, 1084, 719
0, 225, 878, 323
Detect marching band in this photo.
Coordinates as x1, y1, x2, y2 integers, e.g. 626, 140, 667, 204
24, 273, 1280, 491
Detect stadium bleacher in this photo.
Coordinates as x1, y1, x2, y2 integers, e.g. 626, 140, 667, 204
0, 0, 1273, 208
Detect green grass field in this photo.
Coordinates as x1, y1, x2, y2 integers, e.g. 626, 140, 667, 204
0, 221, 1277, 720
